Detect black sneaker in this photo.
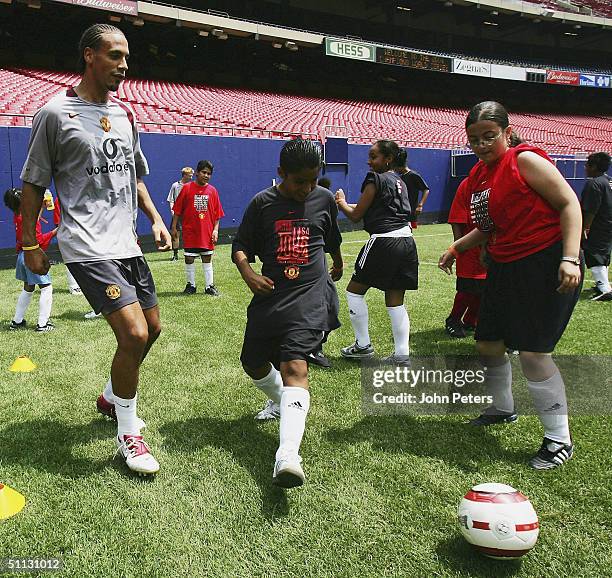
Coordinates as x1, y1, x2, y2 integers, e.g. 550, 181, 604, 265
592, 291, 612, 302
462, 323, 476, 332
307, 350, 331, 368
445, 316, 466, 338
340, 342, 374, 359
380, 354, 411, 367
469, 407, 518, 426
529, 437, 573, 470
183, 283, 197, 295
35, 321, 55, 332
9, 320, 26, 331
170, 255, 178, 262
204, 285, 220, 297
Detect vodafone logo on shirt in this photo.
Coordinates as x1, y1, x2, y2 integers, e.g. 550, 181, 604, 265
546, 70, 580, 85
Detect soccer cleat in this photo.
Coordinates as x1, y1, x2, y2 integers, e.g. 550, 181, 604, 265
204, 285, 220, 297
340, 342, 375, 359
529, 437, 573, 470
272, 452, 305, 488
469, 408, 518, 426
183, 283, 197, 295
84, 310, 102, 319
35, 321, 55, 332
69, 287, 82, 295
97, 394, 117, 421
255, 399, 280, 421
445, 316, 466, 338
116, 434, 160, 476
462, 323, 476, 332
9, 319, 26, 331
307, 350, 332, 368
380, 354, 411, 367
170, 255, 178, 262
592, 291, 612, 302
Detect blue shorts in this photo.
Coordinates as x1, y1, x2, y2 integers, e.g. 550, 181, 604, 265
15, 251, 52, 286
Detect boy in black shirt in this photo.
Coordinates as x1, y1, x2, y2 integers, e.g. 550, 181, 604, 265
232, 140, 344, 488
581, 152, 612, 301
393, 149, 429, 228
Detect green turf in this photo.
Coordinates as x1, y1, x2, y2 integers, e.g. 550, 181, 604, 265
1, 225, 610, 578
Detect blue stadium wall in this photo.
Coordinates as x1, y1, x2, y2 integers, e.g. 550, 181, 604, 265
0, 127, 587, 258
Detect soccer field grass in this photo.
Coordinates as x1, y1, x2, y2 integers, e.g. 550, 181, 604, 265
1, 225, 610, 578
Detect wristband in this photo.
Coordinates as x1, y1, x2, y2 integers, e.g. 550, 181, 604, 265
22, 244, 40, 251
447, 245, 459, 259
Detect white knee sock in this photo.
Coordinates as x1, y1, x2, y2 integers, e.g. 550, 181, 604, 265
277, 386, 310, 459
527, 372, 571, 444
484, 359, 514, 413
346, 291, 371, 347
185, 263, 196, 286
591, 265, 611, 293
14, 289, 33, 323
202, 262, 213, 287
252, 366, 283, 404
65, 267, 80, 291
114, 394, 141, 436
103, 378, 114, 403
386, 305, 410, 355
38, 285, 53, 327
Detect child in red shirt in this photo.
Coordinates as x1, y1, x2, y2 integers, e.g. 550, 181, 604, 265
171, 160, 225, 296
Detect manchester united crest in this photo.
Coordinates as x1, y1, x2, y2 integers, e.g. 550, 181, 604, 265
284, 265, 300, 280
105, 284, 121, 300
100, 116, 111, 132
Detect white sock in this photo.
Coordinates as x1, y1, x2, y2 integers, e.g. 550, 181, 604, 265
65, 267, 80, 291
591, 265, 611, 293
484, 359, 514, 413
103, 378, 114, 403
185, 263, 196, 286
252, 366, 283, 404
114, 394, 141, 436
14, 289, 33, 323
38, 285, 53, 327
202, 262, 213, 287
346, 291, 371, 347
527, 372, 571, 444
386, 305, 410, 356
277, 386, 310, 459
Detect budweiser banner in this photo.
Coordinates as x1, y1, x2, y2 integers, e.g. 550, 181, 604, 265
51, 0, 138, 16
546, 70, 580, 85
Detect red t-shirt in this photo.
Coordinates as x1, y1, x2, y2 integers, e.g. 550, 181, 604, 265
173, 182, 225, 250
448, 178, 487, 279
466, 144, 562, 263
14, 214, 55, 252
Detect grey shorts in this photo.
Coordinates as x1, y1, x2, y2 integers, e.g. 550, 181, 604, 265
67, 256, 158, 315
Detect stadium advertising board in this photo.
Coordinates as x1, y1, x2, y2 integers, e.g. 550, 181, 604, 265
325, 38, 376, 62
546, 70, 580, 85
50, 0, 138, 15
579, 74, 611, 89
491, 64, 526, 81
376, 48, 451, 73
453, 59, 491, 77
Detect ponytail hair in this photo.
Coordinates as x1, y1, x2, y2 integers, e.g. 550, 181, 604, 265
374, 139, 402, 166
466, 101, 524, 147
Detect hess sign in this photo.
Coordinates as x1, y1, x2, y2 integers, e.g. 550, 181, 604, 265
325, 38, 376, 62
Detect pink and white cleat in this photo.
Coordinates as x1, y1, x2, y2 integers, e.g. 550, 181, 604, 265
116, 434, 160, 476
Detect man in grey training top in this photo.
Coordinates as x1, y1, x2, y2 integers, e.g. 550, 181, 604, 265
20, 23, 170, 476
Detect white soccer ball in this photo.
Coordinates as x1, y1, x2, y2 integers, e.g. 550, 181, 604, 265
457, 483, 539, 560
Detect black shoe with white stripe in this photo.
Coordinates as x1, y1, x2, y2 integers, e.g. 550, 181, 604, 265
469, 407, 518, 426
529, 437, 573, 470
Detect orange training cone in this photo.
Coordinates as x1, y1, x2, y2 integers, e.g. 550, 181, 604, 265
0, 483, 26, 520
9, 356, 36, 372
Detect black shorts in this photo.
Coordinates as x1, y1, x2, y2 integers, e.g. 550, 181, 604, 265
352, 236, 419, 291
475, 242, 582, 353
67, 256, 158, 315
456, 277, 486, 295
240, 323, 326, 369
583, 248, 611, 268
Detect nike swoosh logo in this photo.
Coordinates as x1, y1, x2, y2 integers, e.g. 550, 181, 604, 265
69, 113, 79, 118
115, 403, 129, 408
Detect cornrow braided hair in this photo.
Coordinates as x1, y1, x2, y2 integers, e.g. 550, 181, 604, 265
77, 23, 125, 72
279, 139, 323, 173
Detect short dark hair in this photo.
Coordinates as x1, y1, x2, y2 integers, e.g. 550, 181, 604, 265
317, 177, 331, 190
279, 139, 322, 173
77, 23, 125, 72
392, 147, 407, 170
465, 101, 523, 147
3, 188, 21, 213
196, 160, 214, 173
586, 152, 611, 174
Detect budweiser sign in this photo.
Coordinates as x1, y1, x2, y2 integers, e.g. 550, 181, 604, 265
51, 0, 138, 15
546, 70, 580, 85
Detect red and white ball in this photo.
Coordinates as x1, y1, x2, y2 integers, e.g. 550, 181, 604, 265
457, 483, 539, 560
